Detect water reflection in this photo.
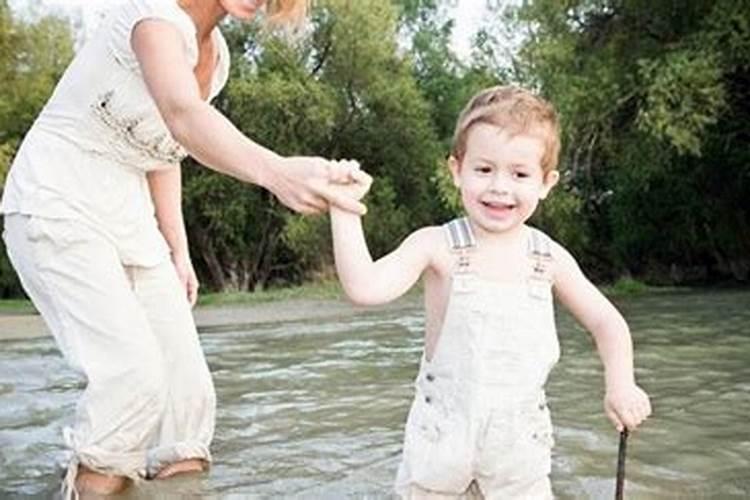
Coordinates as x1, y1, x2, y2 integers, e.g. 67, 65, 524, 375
0, 289, 748, 498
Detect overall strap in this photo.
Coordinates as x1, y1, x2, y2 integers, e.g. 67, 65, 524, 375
527, 227, 553, 281
443, 217, 476, 274
444, 217, 476, 251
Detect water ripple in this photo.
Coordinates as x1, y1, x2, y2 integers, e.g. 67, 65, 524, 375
1, 289, 748, 498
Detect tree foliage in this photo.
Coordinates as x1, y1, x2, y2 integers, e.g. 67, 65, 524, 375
184, 0, 446, 290
1, 0, 748, 297
0, 1, 73, 297
507, 0, 750, 281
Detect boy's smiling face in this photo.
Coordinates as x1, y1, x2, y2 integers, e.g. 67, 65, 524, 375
449, 124, 559, 237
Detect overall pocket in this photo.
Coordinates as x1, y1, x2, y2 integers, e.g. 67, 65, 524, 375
512, 397, 555, 479
406, 372, 456, 442
401, 378, 468, 491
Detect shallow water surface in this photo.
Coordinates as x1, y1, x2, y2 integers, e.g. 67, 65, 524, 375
1, 289, 749, 498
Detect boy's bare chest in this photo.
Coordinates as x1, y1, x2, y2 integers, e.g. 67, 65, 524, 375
422, 247, 535, 343
433, 245, 532, 283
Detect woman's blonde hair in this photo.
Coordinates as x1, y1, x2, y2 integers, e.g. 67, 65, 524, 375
265, 0, 310, 27
452, 85, 561, 173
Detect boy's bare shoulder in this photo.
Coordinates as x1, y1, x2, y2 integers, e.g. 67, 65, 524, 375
409, 225, 445, 241
539, 233, 583, 279
525, 227, 581, 280
408, 225, 453, 273
528, 227, 574, 264
405, 225, 448, 251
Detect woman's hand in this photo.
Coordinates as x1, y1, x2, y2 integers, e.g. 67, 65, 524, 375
172, 251, 199, 307
604, 383, 652, 432
265, 157, 371, 215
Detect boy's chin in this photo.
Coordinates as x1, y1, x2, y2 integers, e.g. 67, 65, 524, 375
469, 218, 524, 235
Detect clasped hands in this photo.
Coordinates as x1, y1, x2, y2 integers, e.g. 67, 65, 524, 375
266, 156, 372, 215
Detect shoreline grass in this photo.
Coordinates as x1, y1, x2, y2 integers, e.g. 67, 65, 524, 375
0, 278, 734, 315
603, 277, 673, 297
196, 280, 347, 307
0, 299, 36, 315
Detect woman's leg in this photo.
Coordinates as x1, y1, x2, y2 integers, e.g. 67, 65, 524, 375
130, 260, 215, 478
3, 215, 169, 494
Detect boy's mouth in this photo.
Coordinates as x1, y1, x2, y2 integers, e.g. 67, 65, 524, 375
480, 200, 515, 217
481, 200, 514, 209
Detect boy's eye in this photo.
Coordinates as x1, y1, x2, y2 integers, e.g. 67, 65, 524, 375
475, 166, 492, 174
514, 170, 530, 179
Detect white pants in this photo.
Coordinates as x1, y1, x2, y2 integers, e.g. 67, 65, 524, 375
3, 214, 215, 480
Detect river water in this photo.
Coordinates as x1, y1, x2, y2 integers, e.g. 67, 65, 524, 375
1, 289, 748, 499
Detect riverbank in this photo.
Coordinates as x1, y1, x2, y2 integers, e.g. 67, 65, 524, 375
0, 281, 420, 341
0, 277, 694, 341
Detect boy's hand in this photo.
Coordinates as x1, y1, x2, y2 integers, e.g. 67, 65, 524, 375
604, 383, 651, 432
327, 159, 372, 202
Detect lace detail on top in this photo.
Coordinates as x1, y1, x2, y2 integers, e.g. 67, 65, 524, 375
91, 90, 187, 166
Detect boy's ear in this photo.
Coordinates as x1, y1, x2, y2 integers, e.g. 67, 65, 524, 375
539, 170, 559, 200
448, 156, 462, 188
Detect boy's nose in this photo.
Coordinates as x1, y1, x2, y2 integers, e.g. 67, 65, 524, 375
488, 172, 511, 194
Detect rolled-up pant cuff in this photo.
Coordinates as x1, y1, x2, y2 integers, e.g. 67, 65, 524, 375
146, 441, 212, 478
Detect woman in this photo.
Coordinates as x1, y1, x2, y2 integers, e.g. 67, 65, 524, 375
0, 0, 366, 496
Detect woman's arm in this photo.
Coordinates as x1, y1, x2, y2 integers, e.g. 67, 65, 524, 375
132, 20, 366, 215
147, 167, 188, 258
147, 166, 199, 306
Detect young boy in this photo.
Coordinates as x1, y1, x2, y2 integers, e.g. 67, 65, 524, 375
330, 85, 651, 498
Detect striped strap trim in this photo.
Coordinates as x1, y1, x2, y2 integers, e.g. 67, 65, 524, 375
444, 217, 476, 251
528, 228, 552, 258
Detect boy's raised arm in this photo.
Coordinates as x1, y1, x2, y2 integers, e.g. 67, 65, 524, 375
551, 241, 652, 432
330, 207, 433, 306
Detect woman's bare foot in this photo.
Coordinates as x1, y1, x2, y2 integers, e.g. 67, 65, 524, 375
154, 459, 206, 480
75, 466, 131, 496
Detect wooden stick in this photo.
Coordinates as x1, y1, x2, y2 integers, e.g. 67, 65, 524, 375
615, 428, 629, 500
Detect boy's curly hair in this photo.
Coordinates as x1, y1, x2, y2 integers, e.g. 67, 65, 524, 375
451, 85, 561, 172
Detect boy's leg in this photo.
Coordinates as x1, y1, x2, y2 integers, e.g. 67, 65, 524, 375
480, 475, 552, 500
3, 215, 168, 492
475, 401, 554, 500
397, 485, 483, 500
130, 260, 215, 478
395, 388, 477, 499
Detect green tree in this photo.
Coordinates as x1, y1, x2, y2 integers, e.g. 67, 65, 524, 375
184, 0, 446, 290
0, 2, 74, 297
507, 0, 750, 282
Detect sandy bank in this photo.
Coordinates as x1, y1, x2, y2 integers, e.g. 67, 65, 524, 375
0, 296, 420, 341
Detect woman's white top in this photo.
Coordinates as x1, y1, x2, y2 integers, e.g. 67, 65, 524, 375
0, 0, 230, 266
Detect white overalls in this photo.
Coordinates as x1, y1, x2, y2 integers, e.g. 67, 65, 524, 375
0, 0, 229, 495
395, 218, 560, 499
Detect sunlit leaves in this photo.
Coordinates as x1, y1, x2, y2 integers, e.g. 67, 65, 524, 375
637, 51, 725, 156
